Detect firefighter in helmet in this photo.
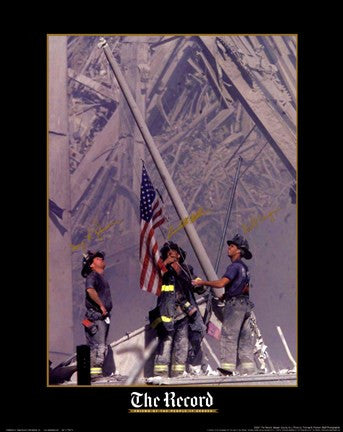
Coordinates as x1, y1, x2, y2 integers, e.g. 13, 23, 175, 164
192, 234, 256, 375
81, 250, 114, 380
150, 242, 206, 378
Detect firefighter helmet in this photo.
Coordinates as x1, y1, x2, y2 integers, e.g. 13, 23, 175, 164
160, 241, 187, 264
227, 234, 252, 259
81, 250, 105, 277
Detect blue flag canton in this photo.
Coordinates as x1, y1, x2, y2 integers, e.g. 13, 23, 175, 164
140, 167, 156, 222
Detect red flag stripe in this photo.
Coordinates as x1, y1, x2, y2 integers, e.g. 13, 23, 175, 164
140, 221, 159, 289
139, 166, 165, 296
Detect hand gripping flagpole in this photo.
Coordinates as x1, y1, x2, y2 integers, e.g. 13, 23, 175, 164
98, 37, 220, 288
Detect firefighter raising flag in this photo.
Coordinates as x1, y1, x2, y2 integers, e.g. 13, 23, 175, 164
139, 164, 165, 296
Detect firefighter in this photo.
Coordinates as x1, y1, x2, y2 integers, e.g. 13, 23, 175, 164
81, 250, 113, 380
150, 242, 206, 378
192, 234, 256, 376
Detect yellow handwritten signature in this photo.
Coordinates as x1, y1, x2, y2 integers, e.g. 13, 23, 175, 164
167, 207, 211, 240
71, 218, 123, 251
242, 208, 280, 235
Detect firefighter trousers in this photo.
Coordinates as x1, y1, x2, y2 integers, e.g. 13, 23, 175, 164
85, 318, 110, 375
154, 316, 189, 377
220, 295, 256, 374
188, 330, 206, 370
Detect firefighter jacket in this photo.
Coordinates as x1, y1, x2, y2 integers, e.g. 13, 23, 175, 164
149, 264, 206, 337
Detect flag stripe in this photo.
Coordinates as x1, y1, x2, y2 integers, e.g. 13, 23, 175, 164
139, 165, 165, 296
152, 207, 162, 220
139, 221, 149, 257
142, 233, 160, 289
153, 218, 165, 230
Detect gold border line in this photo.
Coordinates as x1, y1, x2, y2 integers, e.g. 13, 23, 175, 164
46, 34, 50, 387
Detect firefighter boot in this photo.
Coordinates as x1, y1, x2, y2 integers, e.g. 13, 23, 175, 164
171, 363, 187, 377
153, 363, 169, 377
90, 366, 103, 382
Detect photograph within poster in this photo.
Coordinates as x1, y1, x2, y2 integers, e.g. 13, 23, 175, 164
48, 34, 297, 391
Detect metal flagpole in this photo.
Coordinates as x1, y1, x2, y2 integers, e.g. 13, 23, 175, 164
214, 156, 242, 273
203, 156, 242, 327
99, 37, 219, 286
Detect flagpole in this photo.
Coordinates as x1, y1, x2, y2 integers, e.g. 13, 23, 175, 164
99, 37, 221, 291
214, 156, 242, 273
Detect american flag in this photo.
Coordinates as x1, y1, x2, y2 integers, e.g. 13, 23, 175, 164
139, 165, 165, 295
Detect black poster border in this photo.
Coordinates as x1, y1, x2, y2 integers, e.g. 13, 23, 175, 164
3, 29, 340, 432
